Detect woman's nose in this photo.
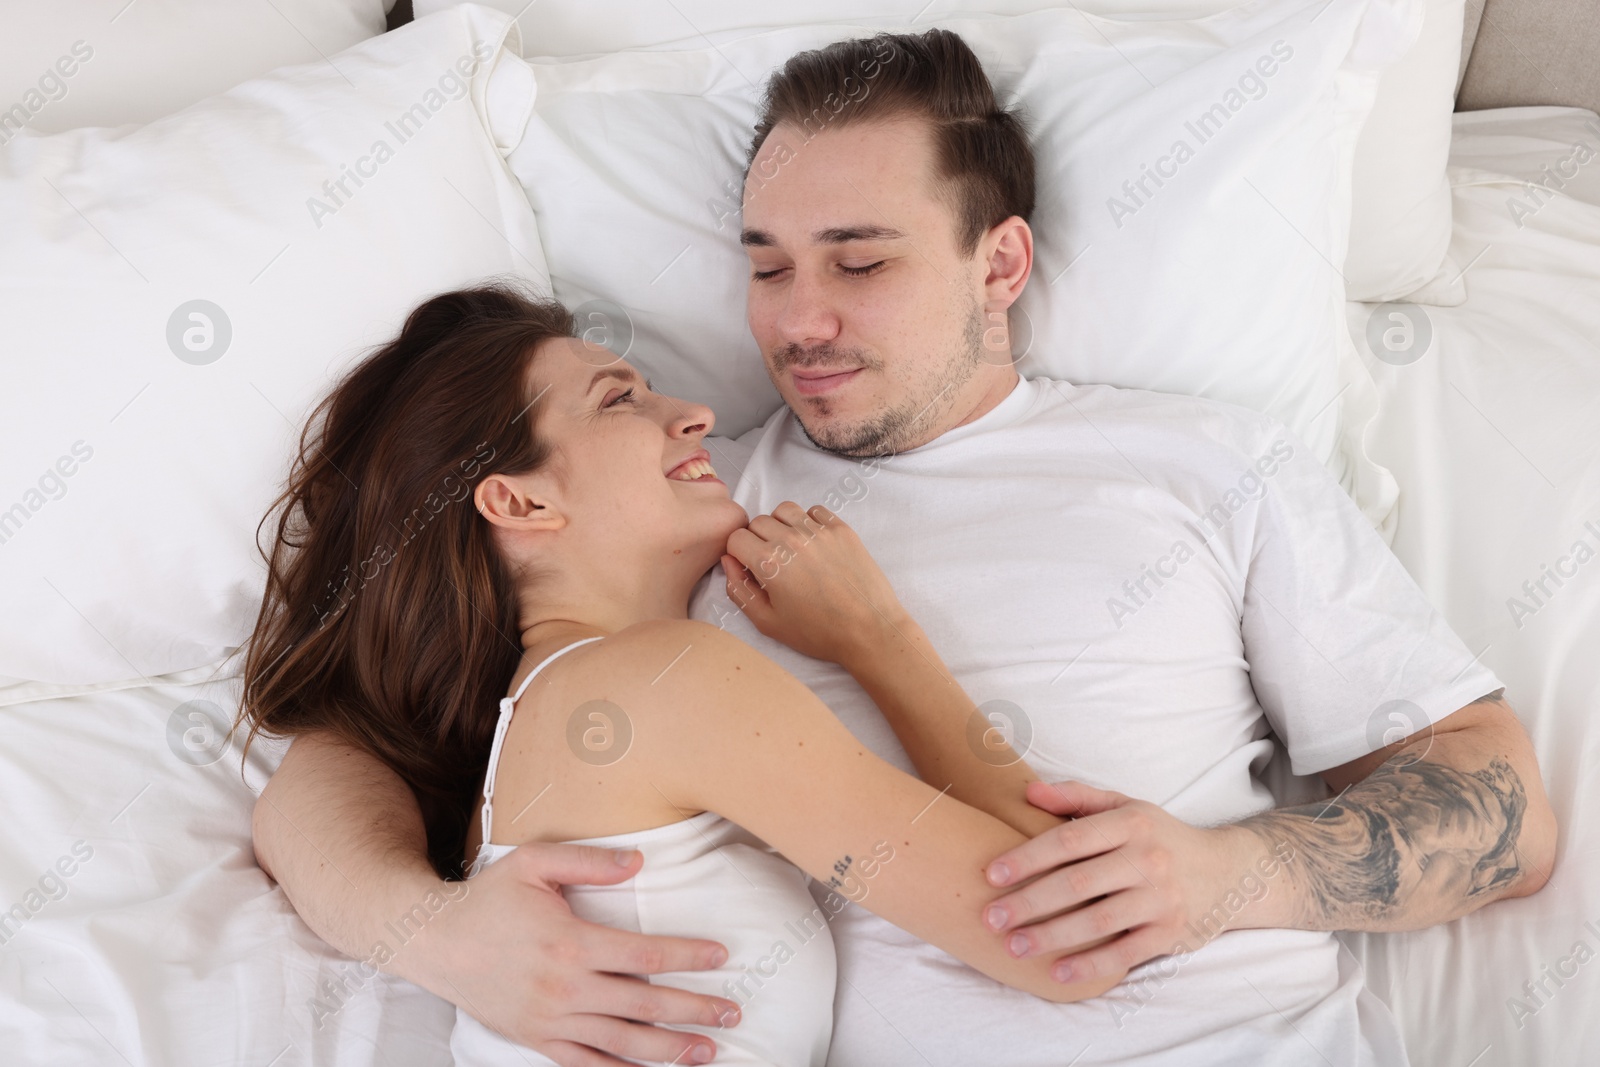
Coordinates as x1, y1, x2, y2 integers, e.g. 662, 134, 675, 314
665, 396, 714, 438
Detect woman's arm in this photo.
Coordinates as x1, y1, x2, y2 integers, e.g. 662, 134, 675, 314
615, 620, 1124, 1004
724, 502, 1056, 837
836, 613, 1057, 837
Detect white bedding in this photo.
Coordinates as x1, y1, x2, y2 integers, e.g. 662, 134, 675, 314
1337, 107, 1600, 1067
2, 107, 1597, 1066
0, 673, 453, 1066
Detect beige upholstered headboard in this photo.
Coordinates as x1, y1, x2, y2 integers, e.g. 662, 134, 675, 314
1456, 0, 1600, 114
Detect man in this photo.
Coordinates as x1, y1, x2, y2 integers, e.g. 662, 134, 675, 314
253, 28, 1556, 1067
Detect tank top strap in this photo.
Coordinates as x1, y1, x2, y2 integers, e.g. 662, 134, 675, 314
479, 636, 606, 853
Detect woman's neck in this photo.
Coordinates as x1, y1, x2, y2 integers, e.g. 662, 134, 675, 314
517, 579, 700, 650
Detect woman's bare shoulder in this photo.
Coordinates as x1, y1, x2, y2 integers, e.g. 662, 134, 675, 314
597, 619, 775, 684
580, 620, 806, 736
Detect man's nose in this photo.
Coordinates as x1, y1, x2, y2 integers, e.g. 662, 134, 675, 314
775, 270, 841, 346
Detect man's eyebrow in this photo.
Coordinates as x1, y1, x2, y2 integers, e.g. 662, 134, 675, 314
813, 225, 907, 244
739, 224, 908, 248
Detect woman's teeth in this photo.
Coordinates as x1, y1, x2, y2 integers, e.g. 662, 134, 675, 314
669, 459, 717, 481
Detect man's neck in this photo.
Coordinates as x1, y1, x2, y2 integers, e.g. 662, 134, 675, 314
898, 365, 1023, 451
949, 366, 1022, 433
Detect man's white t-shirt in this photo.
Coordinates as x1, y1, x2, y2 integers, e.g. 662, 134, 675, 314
688, 375, 1501, 1067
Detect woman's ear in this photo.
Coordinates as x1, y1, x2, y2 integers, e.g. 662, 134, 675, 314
474, 472, 566, 533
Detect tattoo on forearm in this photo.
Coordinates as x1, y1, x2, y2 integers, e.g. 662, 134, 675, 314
1240, 738, 1528, 929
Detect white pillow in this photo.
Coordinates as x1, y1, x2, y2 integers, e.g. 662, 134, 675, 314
416, 0, 1259, 52
0, 0, 393, 136
506, 0, 1415, 487
1446, 105, 1600, 211
426, 0, 1462, 298
1343, 0, 1466, 303
0, 6, 548, 686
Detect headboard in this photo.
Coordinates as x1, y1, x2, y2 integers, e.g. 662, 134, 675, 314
1457, 0, 1600, 114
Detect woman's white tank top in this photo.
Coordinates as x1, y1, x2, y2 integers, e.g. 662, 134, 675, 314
449, 638, 836, 1066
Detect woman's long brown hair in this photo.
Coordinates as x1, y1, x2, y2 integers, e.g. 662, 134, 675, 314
241, 284, 575, 877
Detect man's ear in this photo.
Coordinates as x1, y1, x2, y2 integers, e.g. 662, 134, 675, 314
474, 472, 566, 533
977, 216, 1034, 366
981, 215, 1034, 310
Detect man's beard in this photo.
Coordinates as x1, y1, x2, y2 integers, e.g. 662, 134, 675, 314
775, 296, 986, 458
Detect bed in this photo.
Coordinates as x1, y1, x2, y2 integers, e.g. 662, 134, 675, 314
2, 2, 1596, 1065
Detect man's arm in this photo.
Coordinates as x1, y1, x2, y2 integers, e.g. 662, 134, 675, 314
1222, 689, 1557, 932
254, 732, 740, 1066
976, 692, 1557, 985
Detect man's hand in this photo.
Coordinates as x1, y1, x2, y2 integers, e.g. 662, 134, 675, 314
403, 842, 741, 1065
254, 735, 741, 1067
980, 781, 1249, 986
723, 501, 909, 669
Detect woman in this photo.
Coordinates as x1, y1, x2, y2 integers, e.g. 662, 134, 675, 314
243, 285, 1120, 1066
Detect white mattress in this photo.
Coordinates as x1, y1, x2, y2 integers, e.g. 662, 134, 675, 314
2, 107, 1597, 1066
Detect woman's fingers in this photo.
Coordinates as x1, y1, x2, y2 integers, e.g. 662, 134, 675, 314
768, 500, 808, 528
745, 512, 793, 544
734, 503, 848, 568
724, 528, 773, 586
770, 499, 830, 535
724, 553, 772, 616
728, 515, 814, 594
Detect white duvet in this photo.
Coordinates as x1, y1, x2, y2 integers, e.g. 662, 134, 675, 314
2, 108, 1598, 1067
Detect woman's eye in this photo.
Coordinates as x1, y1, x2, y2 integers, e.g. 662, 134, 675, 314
839, 261, 884, 277
605, 388, 637, 408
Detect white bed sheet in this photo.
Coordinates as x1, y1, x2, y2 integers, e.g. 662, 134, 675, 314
2, 107, 1597, 1067
0, 674, 454, 1065
1338, 108, 1600, 1067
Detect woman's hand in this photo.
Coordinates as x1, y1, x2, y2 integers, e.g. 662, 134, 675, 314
723, 502, 911, 669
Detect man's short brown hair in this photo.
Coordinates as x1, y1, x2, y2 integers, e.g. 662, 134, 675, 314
746, 28, 1035, 258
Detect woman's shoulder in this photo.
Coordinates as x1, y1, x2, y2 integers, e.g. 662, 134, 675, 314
593, 619, 774, 691
579, 621, 809, 734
